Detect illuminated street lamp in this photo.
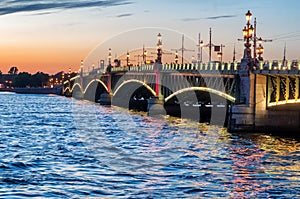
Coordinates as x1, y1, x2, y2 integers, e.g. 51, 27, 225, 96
143, 49, 147, 64
68, 67, 71, 79
246, 10, 252, 21
256, 37, 264, 61
80, 60, 84, 76
191, 56, 196, 64
200, 40, 204, 63
49, 78, 53, 88
126, 51, 130, 66
243, 10, 254, 59
215, 44, 225, 62
156, 33, 162, 64
242, 11, 271, 62
217, 52, 222, 62
108, 48, 112, 65
258, 37, 263, 45
174, 51, 179, 64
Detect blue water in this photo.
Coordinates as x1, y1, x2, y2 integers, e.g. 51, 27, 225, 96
0, 92, 299, 198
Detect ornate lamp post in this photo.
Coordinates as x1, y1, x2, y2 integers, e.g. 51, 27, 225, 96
216, 44, 225, 62
243, 10, 254, 59
256, 37, 264, 61
80, 60, 84, 74
192, 56, 196, 64
200, 40, 204, 63
143, 49, 147, 64
156, 33, 162, 64
242, 11, 271, 62
108, 48, 112, 65
126, 51, 130, 66
174, 51, 179, 64
217, 52, 222, 62
68, 67, 71, 79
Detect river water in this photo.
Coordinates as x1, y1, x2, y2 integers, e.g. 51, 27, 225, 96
0, 92, 299, 198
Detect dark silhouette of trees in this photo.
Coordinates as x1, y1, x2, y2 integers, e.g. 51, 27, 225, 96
8, 67, 18, 75
13, 72, 50, 88
14, 72, 31, 87
30, 72, 49, 87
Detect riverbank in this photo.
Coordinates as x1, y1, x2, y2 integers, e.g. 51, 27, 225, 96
0, 87, 62, 95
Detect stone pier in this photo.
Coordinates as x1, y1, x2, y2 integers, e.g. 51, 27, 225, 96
228, 58, 300, 133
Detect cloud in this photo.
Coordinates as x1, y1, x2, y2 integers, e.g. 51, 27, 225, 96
181, 17, 201, 22
116, 13, 132, 18
0, 0, 132, 16
30, 11, 58, 16
205, 15, 237, 20
182, 15, 236, 22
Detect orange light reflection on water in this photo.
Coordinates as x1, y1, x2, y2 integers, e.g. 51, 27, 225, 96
227, 133, 300, 198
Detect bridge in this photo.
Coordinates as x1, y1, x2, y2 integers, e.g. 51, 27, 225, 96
63, 58, 300, 133
62, 9, 300, 133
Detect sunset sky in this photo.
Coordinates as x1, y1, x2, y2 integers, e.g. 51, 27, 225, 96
0, 0, 300, 74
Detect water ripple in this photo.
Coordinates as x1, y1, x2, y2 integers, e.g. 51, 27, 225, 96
0, 93, 299, 198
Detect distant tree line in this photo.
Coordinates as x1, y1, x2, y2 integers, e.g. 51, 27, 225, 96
14, 72, 50, 87
0, 67, 77, 88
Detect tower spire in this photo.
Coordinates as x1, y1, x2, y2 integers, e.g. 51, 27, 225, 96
283, 42, 287, 62
283, 42, 287, 68
209, 28, 212, 62
197, 33, 201, 63
233, 44, 236, 62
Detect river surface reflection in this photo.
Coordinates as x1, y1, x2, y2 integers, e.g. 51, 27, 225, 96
0, 93, 299, 198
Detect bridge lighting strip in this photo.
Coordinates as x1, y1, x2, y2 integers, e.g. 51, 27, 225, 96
63, 87, 69, 93
268, 99, 300, 107
63, 76, 80, 85
113, 79, 156, 97
70, 83, 83, 93
165, 87, 236, 102
83, 79, 109, 94
70, 75, 80, 81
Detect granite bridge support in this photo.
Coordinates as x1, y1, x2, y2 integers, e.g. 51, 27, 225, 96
228, 58, 300, 134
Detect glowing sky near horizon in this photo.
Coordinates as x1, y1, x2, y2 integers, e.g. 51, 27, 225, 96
0, 0, 300, 74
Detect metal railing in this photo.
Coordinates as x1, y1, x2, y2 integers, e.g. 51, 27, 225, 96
253, 60, 300, 74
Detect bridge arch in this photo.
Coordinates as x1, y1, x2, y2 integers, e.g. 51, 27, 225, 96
83, 79, 109, 102
62, 87, 73, 97
63, 87, 71, 94
71, 83, 83, 93
112, 79, 156, 111
164, 87, 236, 102
113, 79, 156, 97
83, 79, 108, 94
70, 83, 84, 99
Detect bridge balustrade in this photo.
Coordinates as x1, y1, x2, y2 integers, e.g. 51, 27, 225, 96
254, 60, 300, 74
97, 69, 104, 74
83, 72, 89, 77
81, 60, 300, 77
161, 62, 238, 73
